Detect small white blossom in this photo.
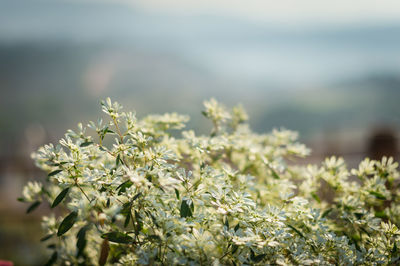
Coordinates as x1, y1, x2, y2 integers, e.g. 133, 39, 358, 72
22, 181, 42, 202
21, 98, 400, 265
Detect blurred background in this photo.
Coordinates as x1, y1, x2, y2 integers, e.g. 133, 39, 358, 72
1, 0, 400, 264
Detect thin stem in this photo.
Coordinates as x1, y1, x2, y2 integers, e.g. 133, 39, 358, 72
76, 182, 92, 203
112, 117, 124, 143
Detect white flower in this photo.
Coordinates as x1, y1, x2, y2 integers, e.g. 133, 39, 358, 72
22, 97, 400, 265
22, 181, 42, 202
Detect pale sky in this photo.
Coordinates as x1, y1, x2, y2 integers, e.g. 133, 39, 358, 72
111, 0, 400, 26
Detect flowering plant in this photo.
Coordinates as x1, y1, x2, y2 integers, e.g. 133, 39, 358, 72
21, 98, 400, 265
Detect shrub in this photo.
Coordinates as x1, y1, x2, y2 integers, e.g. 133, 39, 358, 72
21, 98, 400, 265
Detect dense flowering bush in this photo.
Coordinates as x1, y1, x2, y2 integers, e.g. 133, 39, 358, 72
21, 98, 400, 265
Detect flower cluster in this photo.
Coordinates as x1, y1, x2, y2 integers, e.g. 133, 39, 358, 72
21, 98, 400, 265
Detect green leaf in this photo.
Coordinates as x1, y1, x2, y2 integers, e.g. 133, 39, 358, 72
76, 225, 89, 257
224, 217, 229, 229
57, 211, 78, 236
51, 187, 70, 208
231, 244, 238, 254
26, 201, 41, 213
121, 202, 132, 216
80, 141, 93, 147
17, 197, 25, 202
132, 192, 142, 201
116, 154, 121, 167
180, 200, 193, 218
134, 211, 142, 235
360, 226, 371, 236
48, 170, 62, 177
354, 212, 364, 220
40, 234, 54, 242
101, 232, 133, 244
270, 169, 280, 179
146, 211, 160, 228
44, 251, 58, 266
321, 208, 333, 218
250, 249, 266, 263
369, 191, 387, 200
124, 212, 131, 228
287, 224, 305, 238
392, 241, 397, 255
121, 202, 133, 228
99, 146, 107, 151
174, 188, 180, 200
117, 180, 133, 195
234, 223, 240, 232
147, 235, 161, 242
311, 192, 321, 203
47, 244, 56, 249
105, 129, 115, 134
375, 210, 388, 219
191, 179, 202, 190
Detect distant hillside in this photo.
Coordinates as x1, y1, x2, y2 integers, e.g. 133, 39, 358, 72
1, 40, 400, 156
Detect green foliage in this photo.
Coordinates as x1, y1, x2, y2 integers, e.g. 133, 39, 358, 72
57, 211, 78, 236
21, 98, 400, 265
51, 187, 69, 208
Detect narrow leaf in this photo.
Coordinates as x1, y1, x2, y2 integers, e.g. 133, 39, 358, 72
375, 210, 388, 219
180, 200, 193, 218
354, 212, 364, 219
231, 244, 238, 254
147, 235, 161, 242
132, 192, 142, 201
26, 201, 41, 213
321, 208, 333, 218
51, 187, 70, 208
234, 223, 240, 232
76, 225, 89, 257
311, 192, 321, 203
40, 234, 54, 242
117, 180, 133, 195
135, 210, 143, 234
48, 170, 62, 177
121, 202, 132, 216
57, 211, 78, 236
270, 169, 280, 179
106, 198, 110, 208
124, 212, 131, 228
47, 244, 56, 249
369, 191, 387, 200
252, 253, 266, 263
224, 218, 229, 229
175, 188, 180, 200
116, 154, 121, 167
44, 251, 58, 266
121, 202, 132, 228
80, 141, 93, 147
146, 211, 160, 228
101, 232, 133, 244
287, 224, 305, 238
392, 241, 397, 255
360, 226, 371, 236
